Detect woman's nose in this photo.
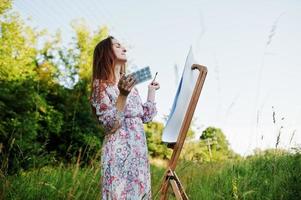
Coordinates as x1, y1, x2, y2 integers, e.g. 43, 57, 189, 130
122, 47, 127, 53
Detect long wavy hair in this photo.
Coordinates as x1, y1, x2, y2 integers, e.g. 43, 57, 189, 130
93, 36, 116, 83
89, 36, 125, 119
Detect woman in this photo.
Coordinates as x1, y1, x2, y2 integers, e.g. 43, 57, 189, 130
89, 36, 160, 200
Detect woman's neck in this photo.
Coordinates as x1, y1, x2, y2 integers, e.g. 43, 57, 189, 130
114, 63, 124, 84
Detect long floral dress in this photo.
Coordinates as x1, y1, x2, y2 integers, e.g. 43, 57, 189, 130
90, 79, 157, 200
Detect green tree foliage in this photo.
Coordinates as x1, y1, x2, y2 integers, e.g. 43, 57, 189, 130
0, 3, 108, 175
144, 122, 173, 159
0, 0, 11, 15
144, 121, 197, 160
181, 126, 240, 162
70, 19, 109, 82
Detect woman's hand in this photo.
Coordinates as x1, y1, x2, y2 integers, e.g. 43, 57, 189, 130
147, 81, 160, 102
148, 81, 160, 91
118, 74, 136, 96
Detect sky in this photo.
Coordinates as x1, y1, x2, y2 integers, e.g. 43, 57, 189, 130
13, 0, 301, 155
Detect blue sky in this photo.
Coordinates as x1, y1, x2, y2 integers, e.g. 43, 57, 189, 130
13, 0, 301, 155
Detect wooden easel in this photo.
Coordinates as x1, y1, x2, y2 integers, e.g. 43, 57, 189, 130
159, 64, 208, 200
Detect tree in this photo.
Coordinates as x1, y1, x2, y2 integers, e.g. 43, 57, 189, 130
0, 0, 57, 174
0, 3, 109, 174
181, 126, 240, 162
144, 122, 173, 159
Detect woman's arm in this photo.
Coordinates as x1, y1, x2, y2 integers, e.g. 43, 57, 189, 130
141, 81, 160, 123
91, 75, 136, 134
116, 94, 127, 112
147, 81, 160, 102
90, 80, 124, 134
116, 74, 136, 111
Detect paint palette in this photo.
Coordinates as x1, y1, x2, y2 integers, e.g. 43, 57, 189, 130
127, 66, 152, 84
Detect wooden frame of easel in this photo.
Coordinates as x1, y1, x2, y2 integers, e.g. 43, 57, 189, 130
159, 64, 208, 200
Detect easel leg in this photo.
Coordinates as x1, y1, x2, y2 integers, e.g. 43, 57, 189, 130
160, 170, 172, 200
160, 169, 189, 200
172, 171, 189, 200
170, 179, 184, 200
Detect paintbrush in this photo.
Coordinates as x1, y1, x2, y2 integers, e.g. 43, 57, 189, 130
151, 72, 158, 85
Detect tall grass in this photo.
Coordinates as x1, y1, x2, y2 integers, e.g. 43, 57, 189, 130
1, 151, 300, 200
173, 151, 301, 200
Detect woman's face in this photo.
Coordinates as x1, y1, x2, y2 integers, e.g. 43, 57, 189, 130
111, 38, 127, 62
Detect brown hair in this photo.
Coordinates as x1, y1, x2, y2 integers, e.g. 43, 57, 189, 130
92, 35, 116, 83
89, 36, 125, 119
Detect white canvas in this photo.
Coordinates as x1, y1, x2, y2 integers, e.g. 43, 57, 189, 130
162, 47, 200, 143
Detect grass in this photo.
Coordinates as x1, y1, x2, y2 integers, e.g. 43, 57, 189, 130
1, 151, 300, 200
175, 152, 301, 200
1, 163, 101, 200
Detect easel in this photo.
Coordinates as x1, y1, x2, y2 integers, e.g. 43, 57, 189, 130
159, 64, 208, 200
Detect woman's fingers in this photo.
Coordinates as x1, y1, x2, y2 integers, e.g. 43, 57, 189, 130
125, 79, 136, 91
128, 78, 136, 89
128, 82, 136, 91
126, 75, 136, 85
118, 74, 126, 87
126, 74, 135, 83
120, 74, 126, 81
149, 81, 160, 90
129, 77, 136, 86
118, 74, 131, 96
151, 81, 159, 86
118, 74, 136, 96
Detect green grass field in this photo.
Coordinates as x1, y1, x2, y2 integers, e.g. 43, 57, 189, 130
1, 152, 300, 200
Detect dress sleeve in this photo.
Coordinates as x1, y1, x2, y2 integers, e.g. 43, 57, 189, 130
141, 100, 157, 123
90, 79, 124, 134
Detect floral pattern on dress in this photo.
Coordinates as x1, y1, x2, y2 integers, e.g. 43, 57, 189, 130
90, 79, 157, 200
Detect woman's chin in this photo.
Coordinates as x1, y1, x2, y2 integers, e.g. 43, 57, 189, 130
117, 58, 127, 63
